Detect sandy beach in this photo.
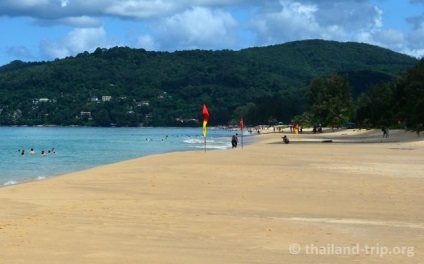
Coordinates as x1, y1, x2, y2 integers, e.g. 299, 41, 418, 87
1, 128, 423, 263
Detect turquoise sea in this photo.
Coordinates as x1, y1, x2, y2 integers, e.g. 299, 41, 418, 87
0, 127, 253, 186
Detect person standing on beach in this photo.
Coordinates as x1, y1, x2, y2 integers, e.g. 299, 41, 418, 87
231, 134, 238, 148
416, 123, 422, 137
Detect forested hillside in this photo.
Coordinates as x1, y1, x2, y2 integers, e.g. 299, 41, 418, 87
0, 39, 418, 127
356, 59, 424, 128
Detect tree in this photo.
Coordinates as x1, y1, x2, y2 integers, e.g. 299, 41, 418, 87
309, 74, 353, 128
93, 109, 112, 126
392, 59, 424, 126
356, 82, 395, 126
355, 59, 424, 128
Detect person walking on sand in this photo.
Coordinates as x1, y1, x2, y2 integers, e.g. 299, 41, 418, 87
382, 126, 389, 138
417, 123, 422, 137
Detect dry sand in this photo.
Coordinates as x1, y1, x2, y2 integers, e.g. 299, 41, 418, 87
1, 128, 423, 263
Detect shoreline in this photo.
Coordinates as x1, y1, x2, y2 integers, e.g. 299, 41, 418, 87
1, 128, 423, 263
1, 126, 252, 188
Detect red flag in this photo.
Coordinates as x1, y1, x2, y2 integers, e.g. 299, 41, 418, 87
202, 104, 209, 137
240, 117, 244, 130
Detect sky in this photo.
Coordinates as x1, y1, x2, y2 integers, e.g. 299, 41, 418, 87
0, 0, 423, 66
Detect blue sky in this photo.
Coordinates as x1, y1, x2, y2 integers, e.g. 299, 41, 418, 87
0, 0, 423, 66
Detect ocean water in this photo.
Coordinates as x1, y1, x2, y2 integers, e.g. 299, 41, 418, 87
0, 127, 253, 186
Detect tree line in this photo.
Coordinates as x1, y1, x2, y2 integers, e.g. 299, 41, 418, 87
0, 39, 419, 127
284, 59, 423, 130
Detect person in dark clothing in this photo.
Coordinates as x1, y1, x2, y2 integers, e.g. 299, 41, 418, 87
231, 134, 238, 148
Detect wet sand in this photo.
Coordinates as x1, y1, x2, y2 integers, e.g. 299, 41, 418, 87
1, 128, 423, 263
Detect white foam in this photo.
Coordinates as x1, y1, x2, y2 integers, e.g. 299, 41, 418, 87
183, 138, 205, 144
184, 138, 220, 145
4, 180, 18, 186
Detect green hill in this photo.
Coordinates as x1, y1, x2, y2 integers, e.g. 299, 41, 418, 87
0, 39, 419, 126
356, 59, 424, 127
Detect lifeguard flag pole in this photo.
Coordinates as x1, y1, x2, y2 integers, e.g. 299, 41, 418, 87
240, 117, 244, 149
202, 104, 210, 152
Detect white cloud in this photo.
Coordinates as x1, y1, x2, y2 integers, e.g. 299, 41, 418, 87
30, 16, 102, 27
58, 0, 70, 8
137, 34, 158, 51
402, 14, 424, 57
1, 0, 423, 64
0, 1, 263, 20
5, 0, 51, 9
374, 29, 405, 45
407, 26, 424, 48
251, 0, 319, 45
250, 0, 386, 46
407, 15, 424, 31
58, 16, 102, 27
104, 1, 179, 19
152, 7, 239, 50
40, 27, 108, 60
7, 46, 34, 59
315, 1, 382, 31
352, 31, 376, 45
351, 29, 405, 55
402, 48, 424, 58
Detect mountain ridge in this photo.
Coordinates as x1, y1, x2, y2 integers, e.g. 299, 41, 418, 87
0, 39, 419, 126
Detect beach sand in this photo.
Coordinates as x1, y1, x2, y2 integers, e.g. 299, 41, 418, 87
1, 128, 423, 263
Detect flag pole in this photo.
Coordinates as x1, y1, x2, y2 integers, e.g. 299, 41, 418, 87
240, 117, 244, 149
241, 130, 243, 149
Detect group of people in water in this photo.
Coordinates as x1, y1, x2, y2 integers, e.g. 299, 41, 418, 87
19, 148, 56, 157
